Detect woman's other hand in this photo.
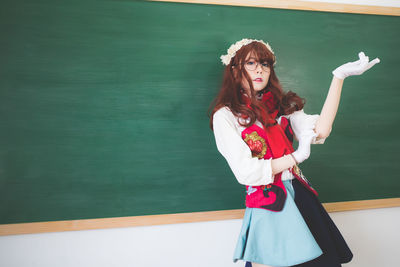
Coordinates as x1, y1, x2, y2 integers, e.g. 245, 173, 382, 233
292, 130, 318, 164
332, 52, 380, 80
289, 109, 320, 141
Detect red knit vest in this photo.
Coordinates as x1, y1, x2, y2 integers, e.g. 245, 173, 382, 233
241, 91, 318, 212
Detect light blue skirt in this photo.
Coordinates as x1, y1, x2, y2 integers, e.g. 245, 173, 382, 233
233, 180, 323, 266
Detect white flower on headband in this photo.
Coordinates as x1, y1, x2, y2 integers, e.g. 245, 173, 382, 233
220, 38, 275, 66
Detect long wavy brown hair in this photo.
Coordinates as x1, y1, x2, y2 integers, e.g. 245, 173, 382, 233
209, 41, 305, 130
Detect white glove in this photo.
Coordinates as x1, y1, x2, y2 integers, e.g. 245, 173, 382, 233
332, 52, 380, 80
289, 109, 319, 140
292, 130, 317, 164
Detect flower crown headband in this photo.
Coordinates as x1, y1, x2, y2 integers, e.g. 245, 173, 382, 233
220, 38, 276, 66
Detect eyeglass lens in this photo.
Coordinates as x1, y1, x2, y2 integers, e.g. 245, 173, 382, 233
244, 60, 269, 71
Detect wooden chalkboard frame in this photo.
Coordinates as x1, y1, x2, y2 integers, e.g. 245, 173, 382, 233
1, 198, 399, 236
150, 0, 400, 16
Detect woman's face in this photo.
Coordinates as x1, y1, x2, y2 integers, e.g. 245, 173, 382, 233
241, 52, 270, 94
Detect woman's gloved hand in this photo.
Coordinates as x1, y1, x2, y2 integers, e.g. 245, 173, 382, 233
332, 52, 380, 80
291, 130, 317, 164
289, 109, 319, 140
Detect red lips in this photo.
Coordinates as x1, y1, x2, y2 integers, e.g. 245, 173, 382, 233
254, 78, 263, 82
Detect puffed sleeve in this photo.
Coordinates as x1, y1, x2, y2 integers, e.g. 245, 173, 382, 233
213, 108, 274, 186
286, 109, 326, 144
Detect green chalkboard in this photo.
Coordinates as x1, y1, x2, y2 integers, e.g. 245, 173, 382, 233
0, 0, 399, 224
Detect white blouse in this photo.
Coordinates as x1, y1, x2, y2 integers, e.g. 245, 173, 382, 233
213, 107, 325, 186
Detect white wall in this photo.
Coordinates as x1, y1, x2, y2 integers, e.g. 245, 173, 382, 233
0, 207, 399, 267
1, 1, 398, 266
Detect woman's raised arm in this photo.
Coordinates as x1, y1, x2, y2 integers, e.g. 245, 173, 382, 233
314, 52, 380, 139
314, 77, 343, 139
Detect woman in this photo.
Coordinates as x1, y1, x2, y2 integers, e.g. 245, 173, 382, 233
209, 38, 379, 267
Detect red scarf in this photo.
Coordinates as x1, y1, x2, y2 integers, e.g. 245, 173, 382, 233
241, 91, 278, 125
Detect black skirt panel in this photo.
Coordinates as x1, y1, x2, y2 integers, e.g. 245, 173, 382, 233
291, 179, 353, 267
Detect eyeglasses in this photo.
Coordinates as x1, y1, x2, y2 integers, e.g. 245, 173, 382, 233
244, 60, 270, 72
